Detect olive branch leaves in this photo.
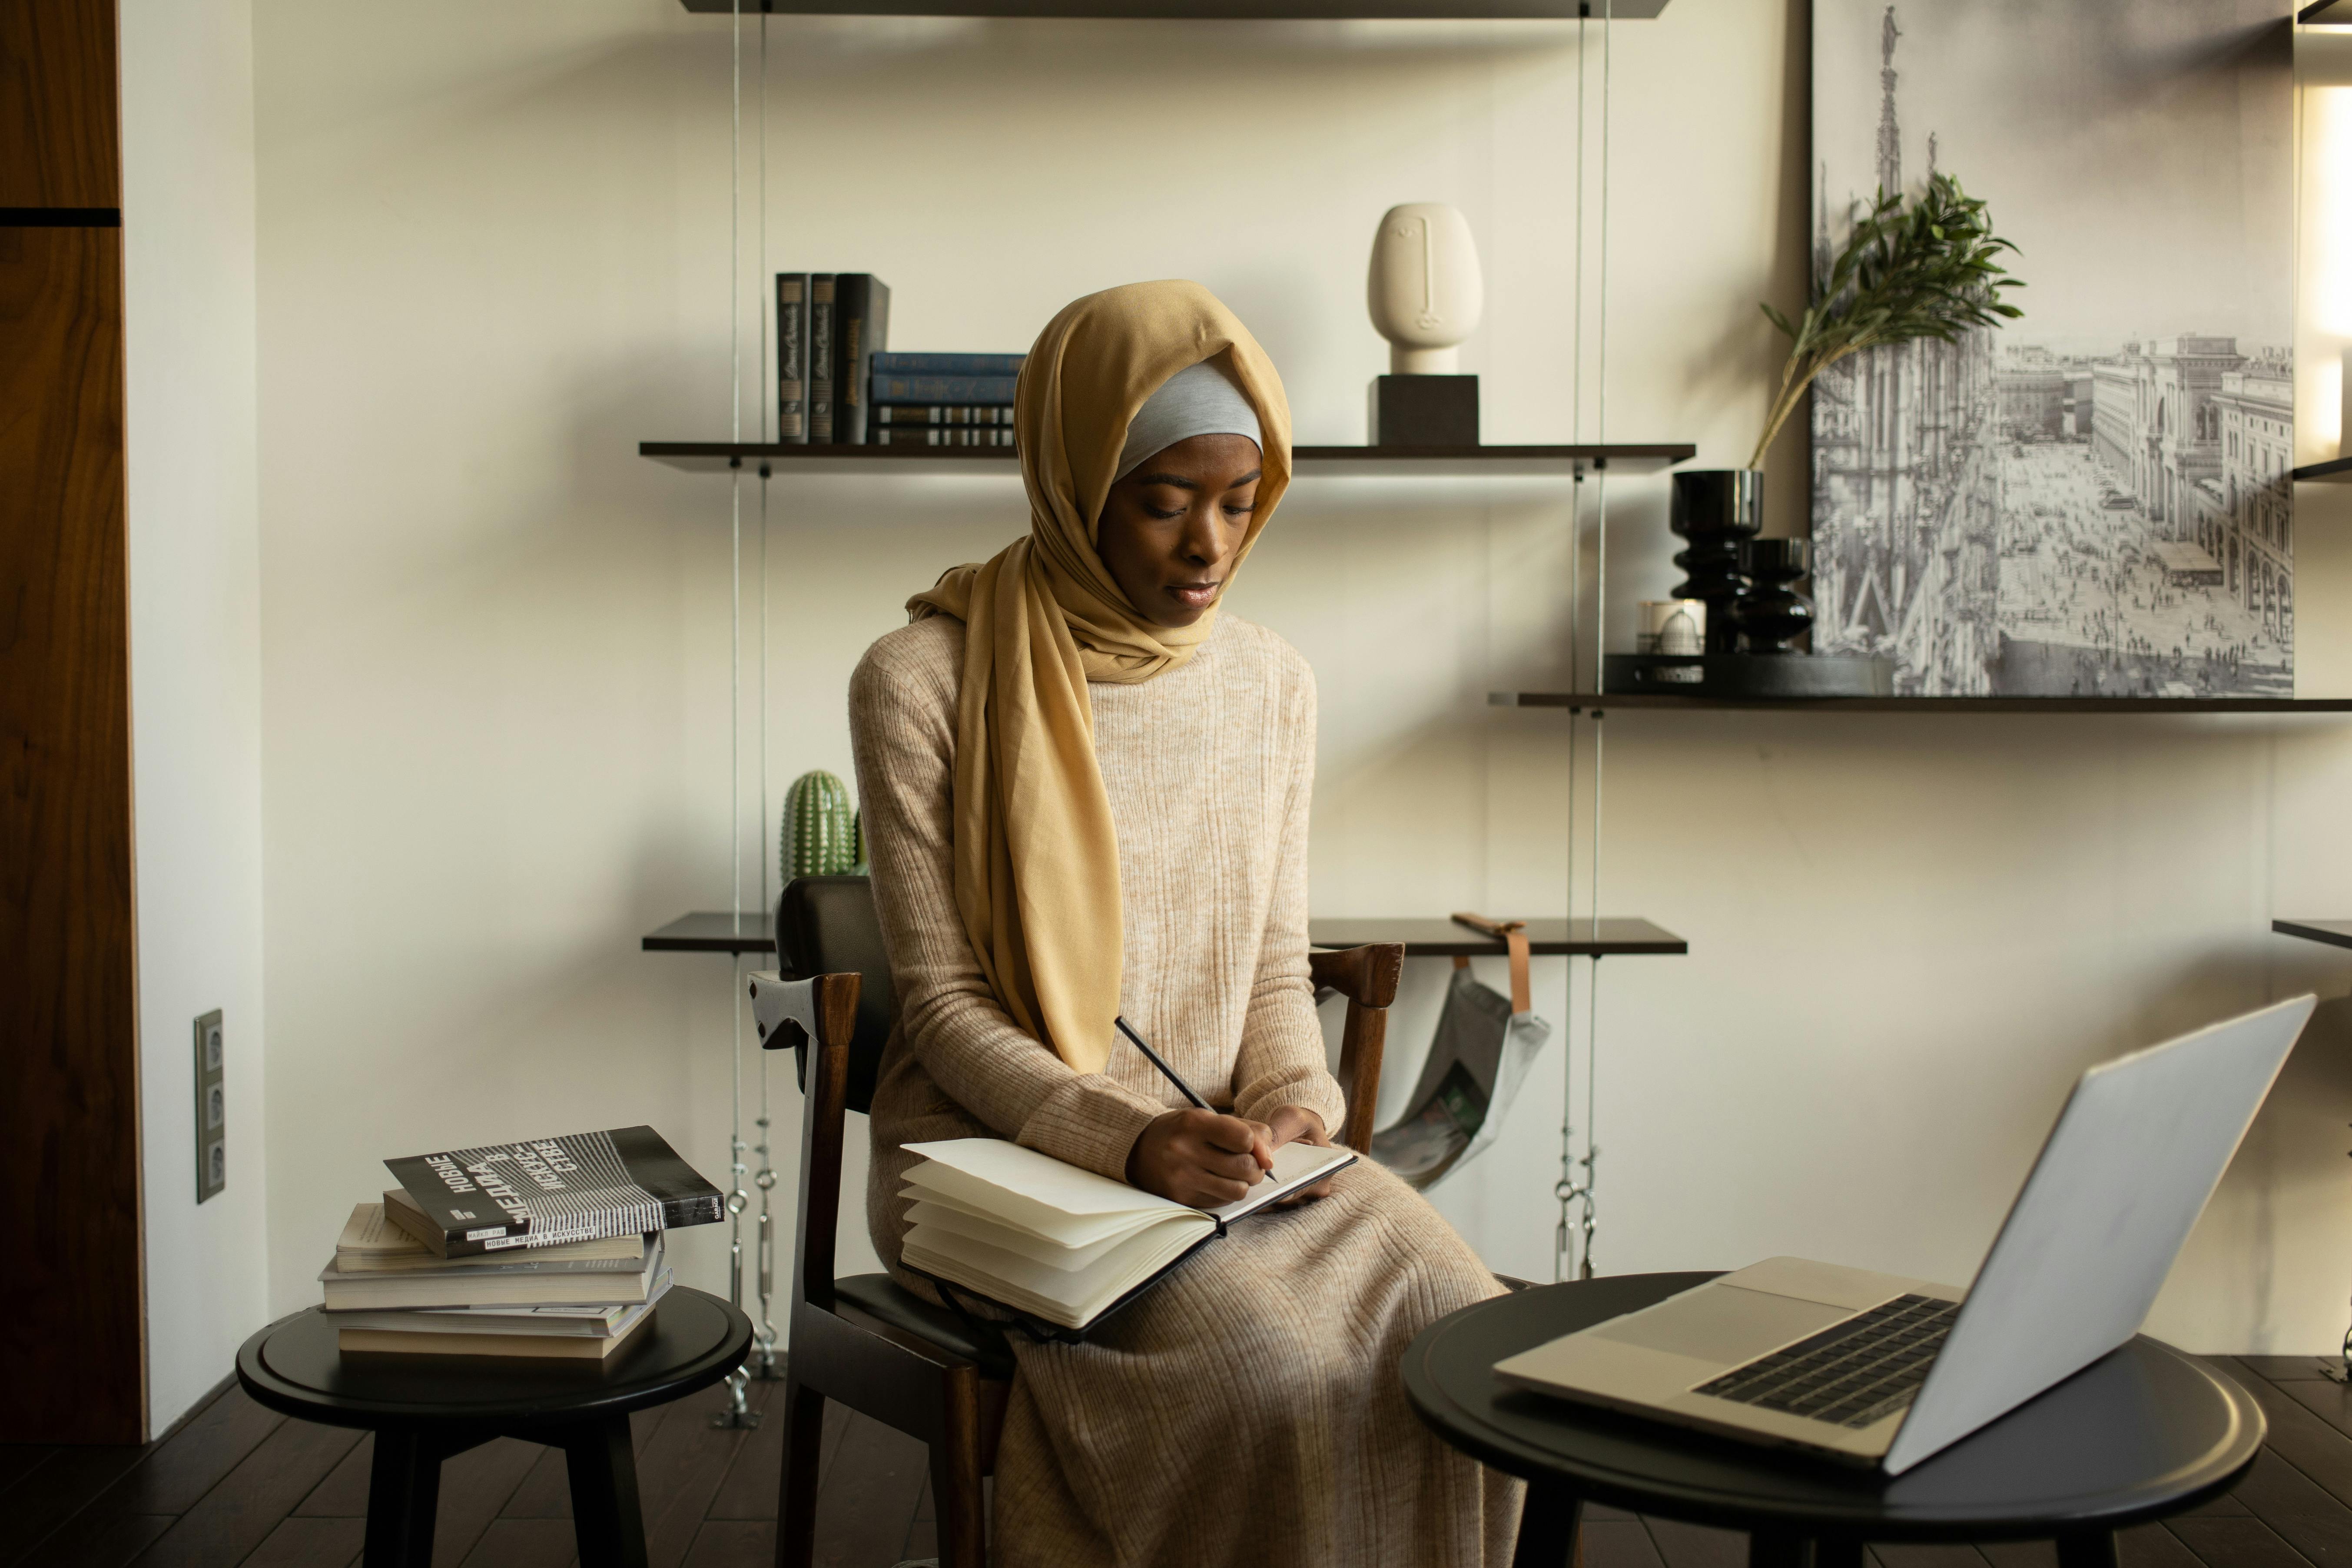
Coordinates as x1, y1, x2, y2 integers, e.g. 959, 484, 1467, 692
1751, 172, 2025, 472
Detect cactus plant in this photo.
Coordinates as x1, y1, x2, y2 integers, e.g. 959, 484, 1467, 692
780, 770, 863, 884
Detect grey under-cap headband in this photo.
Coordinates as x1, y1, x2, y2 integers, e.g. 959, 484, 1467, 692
1113, 358, 1264, 483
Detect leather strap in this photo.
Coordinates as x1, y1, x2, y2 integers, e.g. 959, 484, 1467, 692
1450, 912, 1533, 1015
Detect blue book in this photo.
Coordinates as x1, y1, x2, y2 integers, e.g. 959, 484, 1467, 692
871, 352, 1026, 378
870, 373, 1019, 405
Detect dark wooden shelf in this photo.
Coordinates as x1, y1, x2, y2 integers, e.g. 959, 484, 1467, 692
683, 0, 1669, 17
639, 441, 1695, 477
644, 912, 778, 953
1493, 692, 2352, 714
2273, 918, 2352, 951
642, 911, 1686, 958
2291, 455, 2352, 484
1305, 916, 1685, 958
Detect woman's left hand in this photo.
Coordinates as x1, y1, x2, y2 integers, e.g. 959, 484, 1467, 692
1259, 1106, 1336, 1206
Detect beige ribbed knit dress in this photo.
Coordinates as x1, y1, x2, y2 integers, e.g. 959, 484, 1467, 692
848, 608, 1521, 1568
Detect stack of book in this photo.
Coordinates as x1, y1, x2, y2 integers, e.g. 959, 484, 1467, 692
867, 354, 1023, 448
320, 1125, 722, 1360
773, 271, 1022, 448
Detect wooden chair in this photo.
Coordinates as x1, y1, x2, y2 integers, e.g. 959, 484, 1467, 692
746, 873, 1403, 1568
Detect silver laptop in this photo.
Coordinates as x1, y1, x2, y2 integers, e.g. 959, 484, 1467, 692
1496, 995, 2314, 1475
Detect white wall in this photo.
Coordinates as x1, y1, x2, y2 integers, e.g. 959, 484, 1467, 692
251, 0, 2352, 1351
122, 0, 269, 1435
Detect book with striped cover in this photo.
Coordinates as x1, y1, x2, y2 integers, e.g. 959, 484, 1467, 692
384, 1126, 722, 1257
869, 352, 1025, 378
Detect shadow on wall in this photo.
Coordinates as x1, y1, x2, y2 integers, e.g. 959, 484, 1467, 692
2228, 986, 2352, 1348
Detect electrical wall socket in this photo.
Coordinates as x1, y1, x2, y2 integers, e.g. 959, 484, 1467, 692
193, 1010, 225, 1203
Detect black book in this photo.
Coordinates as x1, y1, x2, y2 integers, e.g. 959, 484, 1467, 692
871, 373, 1019, 404
776, 273, 810, 444
872, 404, 1015, 428
384, 1125, 723, 1258
832, 274, 892, 447
808, 275, 836, 444
870, 426, 1016, 448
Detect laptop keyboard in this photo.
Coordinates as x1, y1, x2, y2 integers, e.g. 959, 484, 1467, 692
1692, 1293, 1959, 1429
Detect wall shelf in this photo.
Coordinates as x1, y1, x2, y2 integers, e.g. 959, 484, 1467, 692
680, 0, 1670, 18
1493, 693, 2352, 714
2273, 918, 2352, 950
2290, 457, 2352, 484
639, 441, 1695, 478
1304, 916, 1685, 958
643, 911, 1686, 958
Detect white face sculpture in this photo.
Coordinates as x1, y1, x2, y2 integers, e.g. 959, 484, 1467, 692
1367, 202, 1485, 375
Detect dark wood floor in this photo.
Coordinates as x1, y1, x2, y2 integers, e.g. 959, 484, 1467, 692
3, 1354, 2351, 1568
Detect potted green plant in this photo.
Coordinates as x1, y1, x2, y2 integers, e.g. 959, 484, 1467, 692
1670, 172, 2025, 653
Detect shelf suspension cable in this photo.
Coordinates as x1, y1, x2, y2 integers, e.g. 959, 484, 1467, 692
1557, 0, 1612, 1283
750, 5, 781, 1384
1579, 0, 1612, 1282
717, 0, 759, 1432
1556, 3, 1589, 1287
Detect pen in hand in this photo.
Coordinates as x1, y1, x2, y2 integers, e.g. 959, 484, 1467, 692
1114, 1015, 1276, 1182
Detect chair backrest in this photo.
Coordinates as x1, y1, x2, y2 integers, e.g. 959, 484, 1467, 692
774, 875, 896, 1114
773, 868, 1401, 1146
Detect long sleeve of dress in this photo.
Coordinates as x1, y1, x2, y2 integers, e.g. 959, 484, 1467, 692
848, 624, 1167, 1182
1229, 663, 1351, 1138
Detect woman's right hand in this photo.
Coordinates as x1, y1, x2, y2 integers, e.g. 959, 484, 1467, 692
1125, 1108, 1273, 1209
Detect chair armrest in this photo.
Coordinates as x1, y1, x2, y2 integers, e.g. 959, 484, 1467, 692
1308, 944, 1403, 1011
1307, 944, 1403, 1151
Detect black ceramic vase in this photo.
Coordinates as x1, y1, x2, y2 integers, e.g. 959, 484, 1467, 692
1669, 470, 1762, 655
1730, 537, 1816, 654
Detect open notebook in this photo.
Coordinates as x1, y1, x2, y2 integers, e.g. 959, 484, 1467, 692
898, 1137, 1357, 1337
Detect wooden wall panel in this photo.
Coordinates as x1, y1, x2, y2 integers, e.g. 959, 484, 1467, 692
0, 223, 142, 1445
0, 1, 121, 209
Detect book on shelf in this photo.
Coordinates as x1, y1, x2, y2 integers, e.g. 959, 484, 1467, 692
331, 1270, 673, 1339
871, 427, 1016, 448
776, 273, 810, 444
873, 404, 1015, 428
809, 275, 837, 443
350, 1197, 644, 1273
897, 1137, 1353, 1336
833, 273, 891, 447
383, 1124, 721, 1257
871, 373, 1019, 406
320, 1234, 667, 1311
870, 352, 1025, 378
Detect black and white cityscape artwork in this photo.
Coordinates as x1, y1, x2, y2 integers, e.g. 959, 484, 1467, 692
1811, 2, 2295, 697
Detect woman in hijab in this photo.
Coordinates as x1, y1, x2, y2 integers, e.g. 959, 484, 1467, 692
848, 279, 1518, 1567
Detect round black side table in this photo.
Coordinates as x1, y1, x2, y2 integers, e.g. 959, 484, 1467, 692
1403, 1273, 2262, 1568
236, 1287, 751, 1568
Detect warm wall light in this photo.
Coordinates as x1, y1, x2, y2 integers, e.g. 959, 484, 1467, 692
2311, 86, 2352, 340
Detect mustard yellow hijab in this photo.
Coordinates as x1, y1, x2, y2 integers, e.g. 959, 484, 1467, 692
906, 280, 1293, 1074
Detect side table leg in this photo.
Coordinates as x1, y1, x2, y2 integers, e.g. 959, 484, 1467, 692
364, 1429, 441, 1568
564, 1413, 650, 1568
1749, 1530, 1811, 1568
2057, 1532, 2120, 1568
1815, 1537, 1865, 1568
1513, 1483, 1583, 1568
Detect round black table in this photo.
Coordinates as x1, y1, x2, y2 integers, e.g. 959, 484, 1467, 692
236, 1287, 751, 1568
1403, 1274, 2263, 1568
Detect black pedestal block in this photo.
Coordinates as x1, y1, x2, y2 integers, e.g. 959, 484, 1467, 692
1370, 375, 1479, 446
